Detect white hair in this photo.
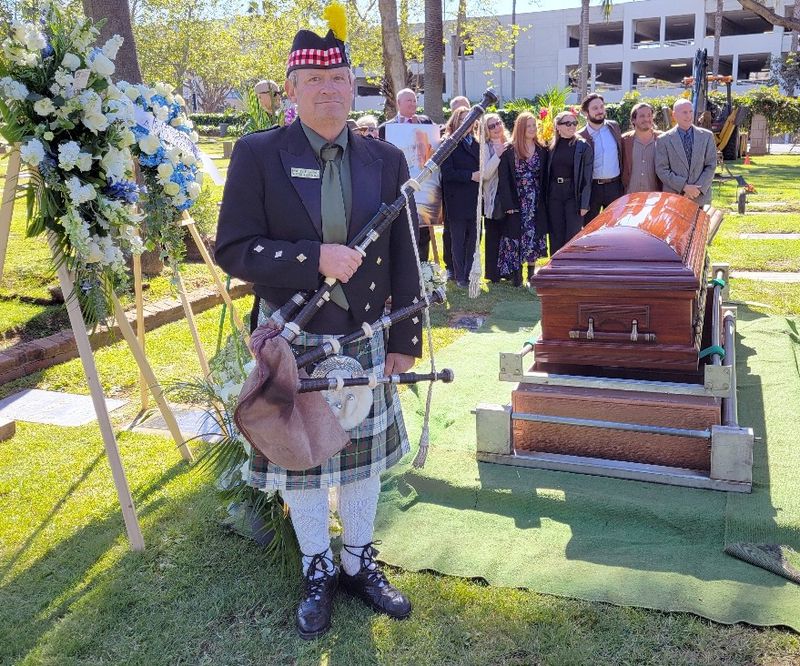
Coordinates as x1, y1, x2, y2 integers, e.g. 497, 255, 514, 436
396, 87, 417, 102
673, 98, 693, 111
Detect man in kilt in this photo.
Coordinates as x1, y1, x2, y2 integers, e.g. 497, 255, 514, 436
214, 22, 422, 640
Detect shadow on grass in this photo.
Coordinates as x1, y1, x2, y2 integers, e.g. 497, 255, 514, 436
0, 451, 386, 664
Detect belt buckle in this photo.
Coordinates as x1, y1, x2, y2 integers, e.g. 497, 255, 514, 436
556, 177, 565, 184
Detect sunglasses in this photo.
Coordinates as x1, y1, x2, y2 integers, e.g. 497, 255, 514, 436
486, 121, 502, 130
557, 121, 578, 127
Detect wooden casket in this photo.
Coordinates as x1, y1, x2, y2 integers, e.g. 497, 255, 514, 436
533, 192, 710, 374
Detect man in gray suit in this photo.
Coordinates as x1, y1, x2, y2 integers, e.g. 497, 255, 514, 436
655, 98, 717, 207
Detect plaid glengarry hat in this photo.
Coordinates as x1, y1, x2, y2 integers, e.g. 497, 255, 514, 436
286, 4, 350, 75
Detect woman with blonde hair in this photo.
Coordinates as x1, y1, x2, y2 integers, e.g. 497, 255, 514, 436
545, 109, 593, 253
480, 113, 511, 282
440, 106, 480, 286
496, 111, 548, 286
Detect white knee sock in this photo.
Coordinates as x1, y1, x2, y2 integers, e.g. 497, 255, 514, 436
338, 475, 381, 575
280, 487, 333, 577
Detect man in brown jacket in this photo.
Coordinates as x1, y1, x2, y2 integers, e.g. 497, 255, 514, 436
621, 102, 663, 194
578, 93, 624, 223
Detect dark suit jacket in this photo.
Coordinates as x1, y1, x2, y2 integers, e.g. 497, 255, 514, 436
544, 137, 594, 211
215, 121, 422, 357
496, 144, 549, 236
378, 114, 433, 140
578, 119, 623, 177
440, 137, 480, 221
621, 129, 663, 191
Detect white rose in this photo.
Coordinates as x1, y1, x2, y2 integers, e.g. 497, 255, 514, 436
189, 131, 199, 143
101, 35, 124, 60
33, 97, 56, 116
153, 104, 169, 122
138, 134, 161, 155
187, 181, 201, 199
89, 52, 115, 77
163, 182, 180, 196
194, 170, 204, 186
61, 53, 81, 70
155, 82, 173, 96
76, 152, 93, 172
20, 139, 45, 166
82, 110, 109, 133
166, 147, 181, 164
157, 162, 174, 182
181, 153, 197, 166
124, 86, 140, 102
117, 128, 136, 147
23, 28, 47, 52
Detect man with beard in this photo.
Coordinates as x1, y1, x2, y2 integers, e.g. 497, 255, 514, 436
578, 93, 623, 223
621, 102, 663, 194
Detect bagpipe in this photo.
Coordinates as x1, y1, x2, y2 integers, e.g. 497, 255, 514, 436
234, 89, 497, 471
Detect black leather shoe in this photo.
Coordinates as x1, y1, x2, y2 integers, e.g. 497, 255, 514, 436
296, 552, 338, 640
340, 542, 411, 619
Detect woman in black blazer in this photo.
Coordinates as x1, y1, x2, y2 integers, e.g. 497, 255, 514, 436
545, 110, 593, 254
496, 111, 549, 287
440, 106, 480, 287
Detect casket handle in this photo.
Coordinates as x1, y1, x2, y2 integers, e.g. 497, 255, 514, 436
569, 317, 656, 343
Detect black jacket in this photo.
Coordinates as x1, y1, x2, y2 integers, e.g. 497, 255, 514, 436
544, 137, 593, 211
496, 144, 549, 237
440, 137, 480, 221
215, 121, 422, 357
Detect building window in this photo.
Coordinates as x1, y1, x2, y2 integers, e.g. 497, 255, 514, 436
665, 15, 694, 42
633, 17, 661, 48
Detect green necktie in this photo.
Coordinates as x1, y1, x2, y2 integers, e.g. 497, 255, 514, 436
320, 144, 349, 310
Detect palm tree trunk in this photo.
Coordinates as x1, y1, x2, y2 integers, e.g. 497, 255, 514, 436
578, 0, 589, 100
511, 0, 517, 100
712, 0, 722, 78
423, 0, 444, 122
793, 0, 799, 53
82, 0, 142, 84
379, 0, 408, 119
452, 0, 466, 97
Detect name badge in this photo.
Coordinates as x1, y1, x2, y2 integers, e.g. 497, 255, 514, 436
291, 167, 320, 179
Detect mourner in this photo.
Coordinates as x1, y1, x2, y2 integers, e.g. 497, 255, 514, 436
440, 106, 480, 287
622, 102, 663, 194
215, 23, 422, 640
254, 79, 281, 114
496, 111, 548, 287
479, 113, 510, 283
655, 98, 717, 207
380, 87, 432, 138
578, 93, 623, 223
545, 110, 593, 254
354, 113, 379, 138
449, 95, 470, 112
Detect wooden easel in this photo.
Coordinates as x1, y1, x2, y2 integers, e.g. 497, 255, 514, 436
130, 210, 249, 408
0, 147, 193, 550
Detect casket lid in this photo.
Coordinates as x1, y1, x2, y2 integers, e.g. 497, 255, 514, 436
536, 192, 709, 290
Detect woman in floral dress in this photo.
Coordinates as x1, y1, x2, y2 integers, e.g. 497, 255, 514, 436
496, 111, 548, 286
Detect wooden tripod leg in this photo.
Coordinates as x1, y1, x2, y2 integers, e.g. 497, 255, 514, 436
427, 223, 440, 265
110, 294, 194, 462
0, 147, 21, 284
173, 268, 211, 377
133, 253, 148, 410
183, 217, 248, 342
48, 236, 145, 551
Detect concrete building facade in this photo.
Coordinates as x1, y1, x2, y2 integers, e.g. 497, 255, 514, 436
354, 0, 795, 110
456, 0, 794, 104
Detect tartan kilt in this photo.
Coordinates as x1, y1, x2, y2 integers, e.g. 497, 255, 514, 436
245, 302, 411, 491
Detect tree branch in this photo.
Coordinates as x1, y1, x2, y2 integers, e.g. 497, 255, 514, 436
737, 0, 800, 32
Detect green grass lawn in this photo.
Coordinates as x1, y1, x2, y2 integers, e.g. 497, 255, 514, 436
1, 152, 800, 664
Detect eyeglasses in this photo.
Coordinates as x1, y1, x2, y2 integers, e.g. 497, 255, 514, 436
557, 121, 578, 127
486, 121, 502, 130
357, 126, 377, 133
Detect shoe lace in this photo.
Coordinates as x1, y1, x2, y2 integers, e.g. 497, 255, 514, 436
304, 551, 335, 601
342, 540, 388, 588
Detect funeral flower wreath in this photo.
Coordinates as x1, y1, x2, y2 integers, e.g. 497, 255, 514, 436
0, 4, 143, 323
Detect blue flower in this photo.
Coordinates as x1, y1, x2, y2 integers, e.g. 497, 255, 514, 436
104, 179, 140, 204
139, 146, 165, 167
